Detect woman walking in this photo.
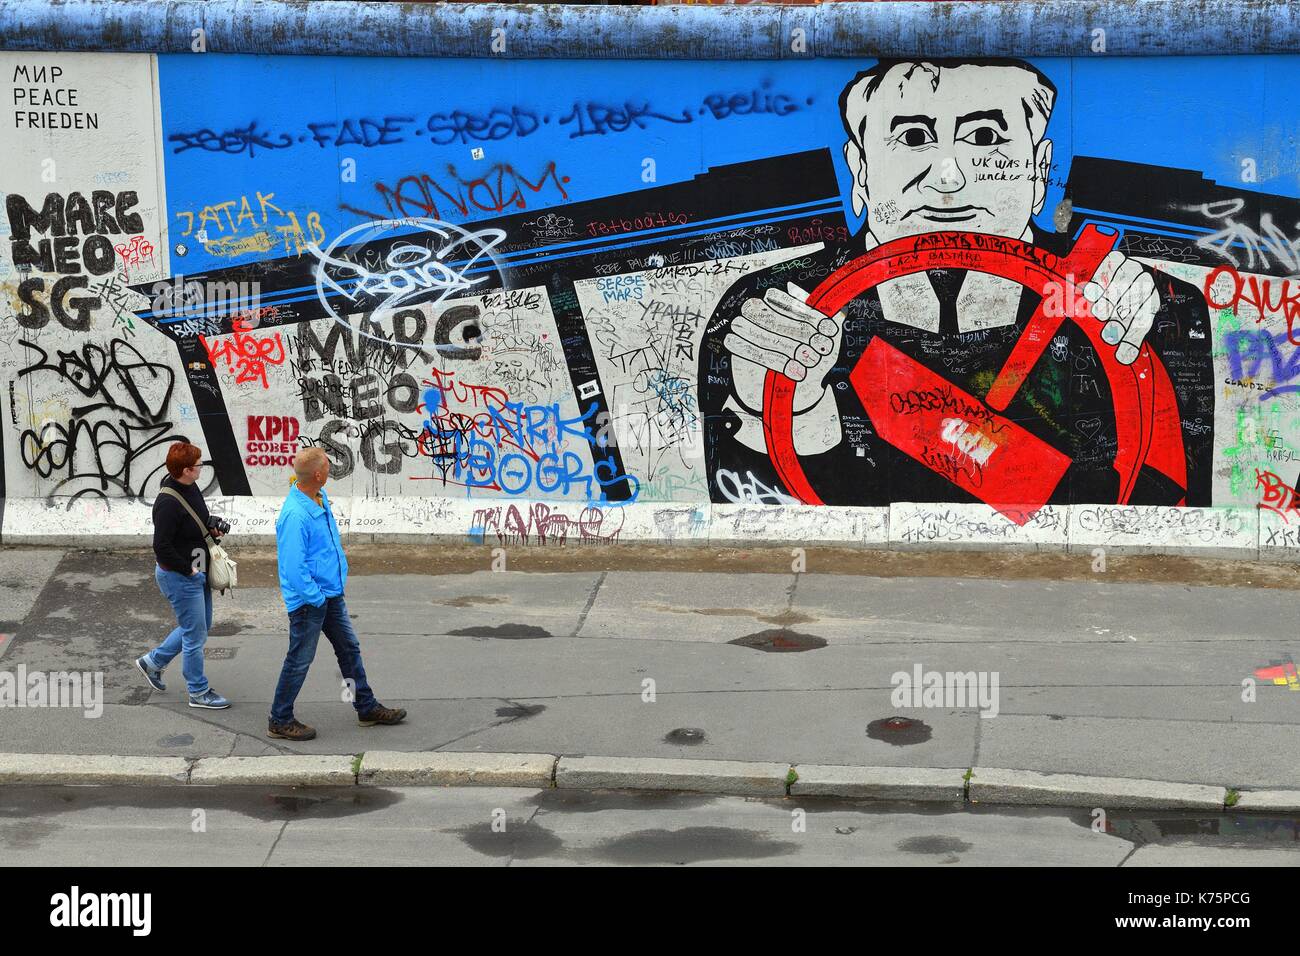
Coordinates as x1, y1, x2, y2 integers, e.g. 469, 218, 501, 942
135, 441, 231, 709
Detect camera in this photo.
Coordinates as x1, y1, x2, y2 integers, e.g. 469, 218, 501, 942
207, 516, 232, 536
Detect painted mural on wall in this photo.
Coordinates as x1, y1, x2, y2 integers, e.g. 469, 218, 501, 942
2, 50, 1298, 534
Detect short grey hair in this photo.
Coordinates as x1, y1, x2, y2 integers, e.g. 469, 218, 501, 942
840, 58, 1058, 150
293, 447, 328, 479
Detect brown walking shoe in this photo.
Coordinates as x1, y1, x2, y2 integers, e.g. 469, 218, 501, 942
267, 718, 317, 741
358, 705, 407, 727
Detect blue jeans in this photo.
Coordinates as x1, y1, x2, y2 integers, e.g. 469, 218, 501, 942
148, 565, 213, 696
269, 595, 377, 725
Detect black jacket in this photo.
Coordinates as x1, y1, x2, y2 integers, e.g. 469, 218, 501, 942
152, 476, 212, 576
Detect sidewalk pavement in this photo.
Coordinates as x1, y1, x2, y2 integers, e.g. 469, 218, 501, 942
0, 543, 1297, 806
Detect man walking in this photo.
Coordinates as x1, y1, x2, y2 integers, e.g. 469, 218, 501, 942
268, 447, 406, 741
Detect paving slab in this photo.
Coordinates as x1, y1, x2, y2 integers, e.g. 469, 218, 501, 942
791, 573, 1300, 643
147, 697, 510, 757
0, 704, 248, 757
1, 550, 188, 705
0, 548, 64, 650
992, 681, 1300, 724
341, 571, 604, 637
977, 714, 1300, 789
580, 571, 798, 642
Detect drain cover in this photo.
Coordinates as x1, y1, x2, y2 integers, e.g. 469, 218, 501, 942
203, 647, 237, 659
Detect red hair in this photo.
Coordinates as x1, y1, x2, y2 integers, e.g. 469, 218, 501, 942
165, 442, 202, 479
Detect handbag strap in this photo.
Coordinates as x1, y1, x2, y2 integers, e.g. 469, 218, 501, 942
159, 487, 215, 544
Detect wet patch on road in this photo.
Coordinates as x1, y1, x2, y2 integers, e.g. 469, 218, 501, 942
867, 716, 933, 746
897, 835, 973, 856
449, 623, 552, 640
1076, 811, 1300, 848
119, 686, 152, 706
728, 628, 827, 652
0, 819, 62, 850
528, 789, 715, 813
240, 789, 406, 821
436, 595, 507, 608
454, 820, 564, 859
664, 727, 707, 746
207, 622, 249, 637
589, 825, 799, 864
0, 785, 404, 822
495, 702, 546, 719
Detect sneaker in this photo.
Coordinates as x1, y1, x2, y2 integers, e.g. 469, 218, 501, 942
135, 656, 165, 692
188, 688, 230, 710
358, 705, 407, 727
267, 719, 317, 741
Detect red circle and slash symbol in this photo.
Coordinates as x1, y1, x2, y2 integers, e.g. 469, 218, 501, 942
760, 225, 1188, 523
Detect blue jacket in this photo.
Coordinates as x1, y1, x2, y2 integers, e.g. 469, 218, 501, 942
276, 485, 348, 612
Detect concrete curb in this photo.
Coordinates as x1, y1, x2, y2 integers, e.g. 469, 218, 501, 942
189, 754, 357, 787
967, 768, 1227, 810
0, 753, 1282, 812
555, 756, 790, 796
1231, 789, 1300, 812
790, 764, 967, 802
0, 753, 189, 786
358, 751, 557, 788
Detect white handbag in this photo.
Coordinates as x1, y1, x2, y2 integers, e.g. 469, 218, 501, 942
159, 487, 238, 594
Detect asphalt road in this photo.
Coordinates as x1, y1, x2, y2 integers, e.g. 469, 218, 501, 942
2, 784, 1298, 867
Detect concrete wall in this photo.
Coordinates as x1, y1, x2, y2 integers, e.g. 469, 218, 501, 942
3, 0, 1300, 558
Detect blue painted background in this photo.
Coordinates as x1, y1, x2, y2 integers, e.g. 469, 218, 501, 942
156, 53, 1299, 275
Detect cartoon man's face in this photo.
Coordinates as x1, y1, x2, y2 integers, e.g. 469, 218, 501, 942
842, 62, 1055, 246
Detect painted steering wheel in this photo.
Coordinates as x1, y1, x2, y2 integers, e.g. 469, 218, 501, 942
760, 225, 1187, 512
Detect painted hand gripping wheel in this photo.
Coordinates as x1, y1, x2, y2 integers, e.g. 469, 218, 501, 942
761, 226, 1188, 523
